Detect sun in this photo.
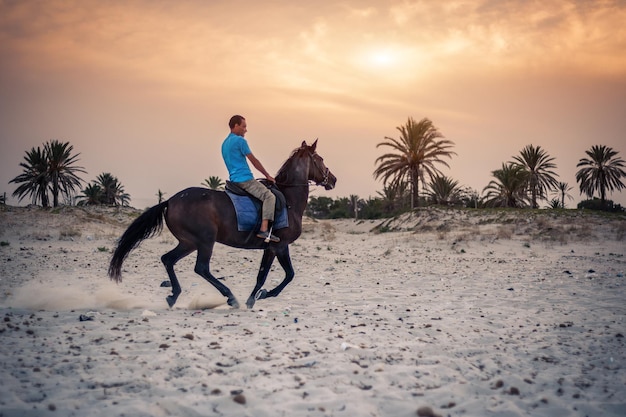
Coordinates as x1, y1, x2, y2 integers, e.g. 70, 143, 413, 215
350, 44, 420, 82
370, 50, 395, 67
368, 49, 397, 68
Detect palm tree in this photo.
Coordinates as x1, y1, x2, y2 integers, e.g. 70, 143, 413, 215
44, 140, 86, 207
349, 194, 362, 219
10, 146, 50, 207
512, 144, 559, 209
202, 176, 225, 190
547, 198, 562, 209
555, 182, 574, 209
482, 163, 529, 208
374, 117, 456, 209
156, 189, 167, 203
376, 182, 409, 215
459, 187, 480, 208
117, 190, 131, 207
76, 184, 103, 206
94, 173, 130, 206
576, 145, 626, 206
10, 140, 85, 207
426, 175, 462, 206
95, 173, 118, 205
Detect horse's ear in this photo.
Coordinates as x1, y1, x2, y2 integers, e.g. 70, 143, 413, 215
301, 140, 307, 148
311, 139, 318, 151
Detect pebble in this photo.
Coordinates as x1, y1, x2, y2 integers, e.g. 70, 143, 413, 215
417, 406, 441, 417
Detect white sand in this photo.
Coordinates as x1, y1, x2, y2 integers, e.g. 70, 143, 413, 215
0, 206, 625, 417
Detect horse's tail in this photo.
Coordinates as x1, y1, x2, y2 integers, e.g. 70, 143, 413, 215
108, 201, 168, 283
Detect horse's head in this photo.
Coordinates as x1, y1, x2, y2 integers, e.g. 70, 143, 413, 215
275, 140, 337, 190
301, 139, 336, 190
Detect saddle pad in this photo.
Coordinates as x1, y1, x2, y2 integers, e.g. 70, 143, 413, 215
226, 191, 289, 232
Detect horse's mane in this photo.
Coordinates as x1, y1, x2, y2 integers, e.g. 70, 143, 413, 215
275, 146, 308, 185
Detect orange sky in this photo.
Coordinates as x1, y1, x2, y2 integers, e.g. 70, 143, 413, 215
1, 0, 625, 208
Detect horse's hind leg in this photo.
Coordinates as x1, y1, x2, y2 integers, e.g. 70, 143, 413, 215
194, 245, 240, 309
161, 243, 194, 308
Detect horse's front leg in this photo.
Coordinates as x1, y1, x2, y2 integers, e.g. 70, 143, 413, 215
246, 249, 276, 309
264, 246, 294, 298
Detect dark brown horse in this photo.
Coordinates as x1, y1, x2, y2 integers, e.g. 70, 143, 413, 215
108, 140, 336, 309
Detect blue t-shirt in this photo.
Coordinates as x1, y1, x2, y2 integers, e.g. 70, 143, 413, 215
221, 132, 254, 182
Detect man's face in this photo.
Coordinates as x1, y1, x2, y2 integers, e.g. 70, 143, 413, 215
233, 120, 247, 137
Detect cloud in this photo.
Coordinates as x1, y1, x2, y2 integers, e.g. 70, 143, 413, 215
1, 0, 625, 205
385, 0, 626, 75
3, 0, 625, 97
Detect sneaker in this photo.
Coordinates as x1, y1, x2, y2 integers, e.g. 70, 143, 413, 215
257, 231, 280, 243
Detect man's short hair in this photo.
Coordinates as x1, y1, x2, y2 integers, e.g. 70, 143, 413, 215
229, 115, 245, 129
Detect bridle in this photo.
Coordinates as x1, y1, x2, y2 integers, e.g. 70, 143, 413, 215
309, 151, 331, 188
276, 150, 330, 188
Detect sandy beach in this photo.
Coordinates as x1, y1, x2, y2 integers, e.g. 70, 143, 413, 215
1, 205, 624, 417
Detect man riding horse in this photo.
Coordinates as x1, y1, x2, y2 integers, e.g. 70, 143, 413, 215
222, 115, 280, 243
109, 131, 336, 309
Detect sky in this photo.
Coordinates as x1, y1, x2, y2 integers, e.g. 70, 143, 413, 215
1, 0, 625, 209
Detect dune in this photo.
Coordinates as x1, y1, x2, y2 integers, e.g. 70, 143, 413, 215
0, 205, 624, 417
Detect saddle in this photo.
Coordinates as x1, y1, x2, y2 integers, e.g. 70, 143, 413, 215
225, 180, 289, 232
225, 180, 287, 213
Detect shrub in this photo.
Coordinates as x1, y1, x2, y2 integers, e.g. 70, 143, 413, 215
577, 198, 624, 212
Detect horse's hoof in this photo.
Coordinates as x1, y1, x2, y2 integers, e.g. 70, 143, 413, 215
228, 298, 240, 309
246, 297, 256, 309
255, 289, 268, 300
166, 295, 176, 308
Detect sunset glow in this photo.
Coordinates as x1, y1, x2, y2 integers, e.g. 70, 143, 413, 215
1, 0, 625, 207
368, 49, 398, 68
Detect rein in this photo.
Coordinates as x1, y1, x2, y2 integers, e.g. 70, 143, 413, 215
275, 181, 313, 188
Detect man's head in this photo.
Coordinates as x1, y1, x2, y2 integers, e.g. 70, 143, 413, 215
229, 115, 247, 137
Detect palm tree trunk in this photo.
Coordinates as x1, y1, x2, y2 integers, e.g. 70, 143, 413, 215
410, 168, 419, 209
599, 171, 606, 205
40, 189, 49, 207
600, 187, 606, 206
52, 180, 59, 207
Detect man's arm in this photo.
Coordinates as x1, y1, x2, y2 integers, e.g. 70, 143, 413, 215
247, 153, 276, 183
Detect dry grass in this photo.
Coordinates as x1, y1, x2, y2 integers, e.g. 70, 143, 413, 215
453, 226, 480, 242
321, 222, 336, 241
565, 223, 595, 240
375, 207, 626, 247
2, 205, 624, 246
59, 226, 82, 240
496, 225, 514, 240
28, 230, 55, 241
533, 225, 568, 244
534, 216, 551, 230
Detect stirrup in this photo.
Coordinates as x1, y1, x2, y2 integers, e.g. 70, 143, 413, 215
256, 231, 280, 243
